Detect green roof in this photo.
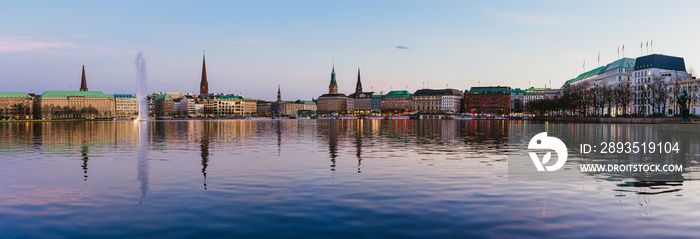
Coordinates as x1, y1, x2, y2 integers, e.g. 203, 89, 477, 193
155, 94, 172, 100
384, 90, 412, 97
371, 94, 384, 98
603, 58, 636, 72
526, 87, 551, 93
0, 92, 31, 98
510, 88, 526, 94
217, 95, 243, 100
40, 91, 114, 98
468, 86, 511, 94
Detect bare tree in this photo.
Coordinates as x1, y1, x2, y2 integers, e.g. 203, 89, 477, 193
649, 77, 668, 115
617, 80, 633, 115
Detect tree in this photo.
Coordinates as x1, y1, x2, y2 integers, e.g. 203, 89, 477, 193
648, 77, 668, 115
615, 80, 633, 115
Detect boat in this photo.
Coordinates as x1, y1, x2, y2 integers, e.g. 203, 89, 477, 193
338, 116, 358, 119
388, 116, 409, 120
366, 116, 385, 120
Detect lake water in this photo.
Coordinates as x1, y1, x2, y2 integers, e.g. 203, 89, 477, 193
1, 119, 700, 238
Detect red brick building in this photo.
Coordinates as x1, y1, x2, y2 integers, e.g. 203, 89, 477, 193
464, 86, 511, 115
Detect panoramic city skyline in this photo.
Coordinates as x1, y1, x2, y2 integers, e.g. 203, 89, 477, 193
2, 1, 700, 101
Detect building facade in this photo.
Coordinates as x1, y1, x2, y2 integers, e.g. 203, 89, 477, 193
0, 92, 33, 119
317, 64, 347, 114
244, 98, 257, 116
114, 94, 138, 119
381, 90, 412, 114
35, 91, 115, 119
464, 86, 511, 115
632, 54, 690, 115
155, 94, 174, 117
412, 89, 463, 114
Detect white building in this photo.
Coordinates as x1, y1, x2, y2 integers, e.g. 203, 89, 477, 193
632, 54, 690, 115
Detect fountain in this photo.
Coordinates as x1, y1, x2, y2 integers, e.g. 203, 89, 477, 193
136, 51, 148, 121
135, 52, 149, 202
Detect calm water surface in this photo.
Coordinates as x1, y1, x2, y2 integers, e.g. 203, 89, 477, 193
1, 119, 700, 238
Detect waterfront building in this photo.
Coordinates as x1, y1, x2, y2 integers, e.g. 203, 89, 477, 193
523, 87, 550, 106
370, 94, 383, 113
114, 94, 138, 119
632, 54, 690, 115
256, 100, 272, 116
280, 100, 317, 116
35, 91, 115, 119
464, 86, 511, 115
317, 64, 347, 114
147, 94, 156, 117
346, 68, 373, 115
510, 88, 525, 113
0, 92, 33, 119
179, 95, 197, 116
201, 94, 244, 117
243, 98, 257, 116
155, 94, 174, 117
412, 89, 463, 114
381, 90, 412, 114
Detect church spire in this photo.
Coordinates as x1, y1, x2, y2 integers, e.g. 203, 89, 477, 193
200, 53, 209, 95
79, 62, 88, 91
329, 62, 338, 94
277, 84, 281, 102
355, 67, 362, 94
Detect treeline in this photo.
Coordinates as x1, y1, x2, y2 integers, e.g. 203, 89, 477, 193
525, 82, 633, 116
42, 106, 103, 119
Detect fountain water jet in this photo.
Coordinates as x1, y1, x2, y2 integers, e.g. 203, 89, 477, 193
136, 52, 148, 121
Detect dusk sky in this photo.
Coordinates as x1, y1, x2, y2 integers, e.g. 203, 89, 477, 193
2, 0, 699, 101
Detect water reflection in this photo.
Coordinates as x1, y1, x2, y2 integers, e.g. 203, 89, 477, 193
137, 122, 149, 201
81, 144, 89, 182
201, 124, 209, 190
3, 120, 700, 237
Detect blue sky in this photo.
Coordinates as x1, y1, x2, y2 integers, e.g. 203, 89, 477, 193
1, 0, 699, 101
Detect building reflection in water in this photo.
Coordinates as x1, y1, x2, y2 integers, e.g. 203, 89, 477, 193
200, 122, 210, 190
277, 121, 282, 157
328, 120, 338, 173
354, 119, 363, 173
81, 143, 89, 182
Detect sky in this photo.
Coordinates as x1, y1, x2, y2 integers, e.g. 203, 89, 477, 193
1, 0, 700, 101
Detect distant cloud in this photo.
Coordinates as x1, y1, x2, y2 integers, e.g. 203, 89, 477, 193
0, 36, 77, 52
396, 45, 409, 50
477, 5, 563, 25
223, 38, 281, 45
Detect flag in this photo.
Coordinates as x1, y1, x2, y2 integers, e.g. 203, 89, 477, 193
646, 41, 648, 47
583, 59, 585, 69
598, 51, 600, 63
622, 44, 624, 51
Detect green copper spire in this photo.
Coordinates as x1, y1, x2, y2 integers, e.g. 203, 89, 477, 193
331, 63, 336, 85
328, 62, 338, 94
